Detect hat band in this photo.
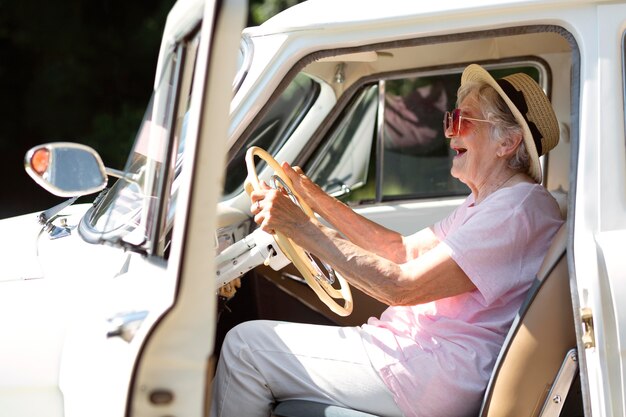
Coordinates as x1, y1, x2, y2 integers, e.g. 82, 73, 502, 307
496, 79, 543, 156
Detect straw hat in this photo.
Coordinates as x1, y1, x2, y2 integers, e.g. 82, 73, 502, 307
461, 64, 559, 183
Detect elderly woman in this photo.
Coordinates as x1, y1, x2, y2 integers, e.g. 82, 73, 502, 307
210, 64, 564, 417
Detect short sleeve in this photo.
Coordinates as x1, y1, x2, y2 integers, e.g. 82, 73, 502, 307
431, 196, 472, 240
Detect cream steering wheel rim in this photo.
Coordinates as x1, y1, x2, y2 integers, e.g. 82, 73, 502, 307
244, 146, 353, 316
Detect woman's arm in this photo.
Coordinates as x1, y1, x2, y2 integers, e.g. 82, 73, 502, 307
281, 162, 439, 263
251, 186, 475, 305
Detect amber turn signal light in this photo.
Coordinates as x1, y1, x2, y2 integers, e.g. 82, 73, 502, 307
30, 148, 50, 175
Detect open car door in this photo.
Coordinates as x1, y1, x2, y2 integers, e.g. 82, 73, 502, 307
126, 0, 246, 416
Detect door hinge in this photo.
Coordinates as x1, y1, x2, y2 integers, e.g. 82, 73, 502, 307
581, 307, 595, 349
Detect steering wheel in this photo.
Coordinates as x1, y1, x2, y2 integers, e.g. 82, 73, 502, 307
244, 146, 353, 316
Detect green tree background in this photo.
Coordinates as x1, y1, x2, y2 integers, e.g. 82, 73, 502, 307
0, 0, 303, 219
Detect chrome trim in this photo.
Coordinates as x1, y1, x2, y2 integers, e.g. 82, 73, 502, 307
232, 34, 253, 94
375, 79, 386, 203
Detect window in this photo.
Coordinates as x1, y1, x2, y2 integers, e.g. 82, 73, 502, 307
306, 64, 541, 205
222, 73, 321, 197
79, 30, 203, 257
381, 74, 467, 200
306, 85, 378, 201
80, 48, 180, 250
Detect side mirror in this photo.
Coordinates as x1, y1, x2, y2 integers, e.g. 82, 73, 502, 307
24, 142, 107, 197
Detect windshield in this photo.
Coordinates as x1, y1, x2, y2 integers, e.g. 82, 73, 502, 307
222, 73, 320, 197
80, 48, 178, 249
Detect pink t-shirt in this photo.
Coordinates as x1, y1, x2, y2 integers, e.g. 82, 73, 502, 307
361, 183, 563, 417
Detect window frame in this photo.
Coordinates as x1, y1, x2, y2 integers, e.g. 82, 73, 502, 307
622, 29, 626, 151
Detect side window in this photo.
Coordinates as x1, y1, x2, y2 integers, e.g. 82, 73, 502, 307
306, 65, 541, 205
306, 85, 378, 201
381, 75, 467, 199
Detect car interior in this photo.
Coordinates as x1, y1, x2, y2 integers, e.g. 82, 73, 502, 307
213, 24, 582, 417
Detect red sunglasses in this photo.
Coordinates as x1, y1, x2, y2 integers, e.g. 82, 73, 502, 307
443, 108, 493, 138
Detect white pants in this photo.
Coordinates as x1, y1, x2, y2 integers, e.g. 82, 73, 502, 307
209, 320, 404, 417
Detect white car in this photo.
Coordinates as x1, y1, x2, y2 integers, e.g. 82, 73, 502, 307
1, 0, 624, 416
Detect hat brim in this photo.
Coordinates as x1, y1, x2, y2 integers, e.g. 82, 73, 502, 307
461, 64, 542, 183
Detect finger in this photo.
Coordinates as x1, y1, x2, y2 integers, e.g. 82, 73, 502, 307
256, 215, 274, 234
281, 161, 296, 176
260, 180, 271, 190
283, 161, 304, 176
250, 187, 269, 201
282, 161, 302, 183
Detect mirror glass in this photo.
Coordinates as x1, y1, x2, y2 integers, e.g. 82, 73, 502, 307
25, 143, 107, 197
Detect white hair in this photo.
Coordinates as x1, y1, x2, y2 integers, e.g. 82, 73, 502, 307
457, 80, 530, 173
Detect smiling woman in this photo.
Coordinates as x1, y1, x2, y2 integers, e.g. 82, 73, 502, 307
448, 65, 559, 204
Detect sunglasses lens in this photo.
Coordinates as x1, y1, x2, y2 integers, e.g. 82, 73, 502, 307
452, 109, 461, 133
443, 109, 461, 138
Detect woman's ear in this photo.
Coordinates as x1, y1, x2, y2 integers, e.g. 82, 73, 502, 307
498, 133, 524, 158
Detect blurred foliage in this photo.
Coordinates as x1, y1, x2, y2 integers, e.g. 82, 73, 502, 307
249, 0, 303, 25
0, 0, 302, 217
0, 0, 174, 168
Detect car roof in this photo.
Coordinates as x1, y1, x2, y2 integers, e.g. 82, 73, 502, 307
250, 0, 601, 35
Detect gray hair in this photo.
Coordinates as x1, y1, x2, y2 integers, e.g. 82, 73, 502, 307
457, 80, 530, 173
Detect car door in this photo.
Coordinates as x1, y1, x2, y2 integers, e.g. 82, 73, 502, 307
55, 1, 246, 417
572, 4, 626, 416
125, 1, 246, 416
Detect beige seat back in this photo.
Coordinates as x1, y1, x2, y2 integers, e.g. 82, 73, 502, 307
479, 223, 576, 416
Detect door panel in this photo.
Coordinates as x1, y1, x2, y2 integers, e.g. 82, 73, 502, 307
574, 5, 626, 417
128, 1, 247, 416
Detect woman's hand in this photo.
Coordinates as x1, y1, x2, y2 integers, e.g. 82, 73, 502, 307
250, 181, 312, 237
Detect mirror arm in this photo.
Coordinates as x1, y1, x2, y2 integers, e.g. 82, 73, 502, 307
105, 167, 141, 186
105, 167, 128, 179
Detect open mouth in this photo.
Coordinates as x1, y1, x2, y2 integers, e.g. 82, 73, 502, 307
453, 146, 467, 156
